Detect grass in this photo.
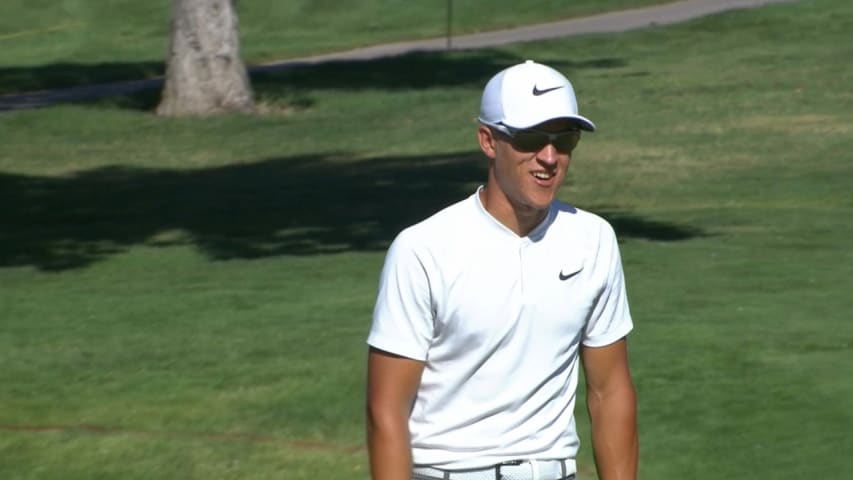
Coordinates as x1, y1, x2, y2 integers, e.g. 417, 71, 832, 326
2, 0, 853, 478
0, 0, 671, 95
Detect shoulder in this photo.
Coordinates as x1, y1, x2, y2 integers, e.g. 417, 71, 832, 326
393, 195, 478, 249
549, 200, 618, 244
384, 194, 478, 265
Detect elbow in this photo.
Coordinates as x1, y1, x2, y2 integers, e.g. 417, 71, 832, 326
366, 395, 408, 436
586, 382, 637, 419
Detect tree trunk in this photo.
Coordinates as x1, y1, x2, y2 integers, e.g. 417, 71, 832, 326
157, 0, 254, 116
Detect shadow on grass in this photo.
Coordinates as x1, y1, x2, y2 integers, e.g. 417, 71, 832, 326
0, 152, 480, 270
597, 212, 704, 241
0, 61, 164, 97
0, 152, 702, 272
1, 50, 627, 111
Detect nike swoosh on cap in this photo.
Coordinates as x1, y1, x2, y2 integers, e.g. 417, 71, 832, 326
532, 85, 564, 96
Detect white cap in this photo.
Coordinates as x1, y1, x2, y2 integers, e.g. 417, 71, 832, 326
478, 60, 595, 132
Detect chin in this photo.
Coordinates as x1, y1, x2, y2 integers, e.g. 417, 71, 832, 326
522, 197, 553, 214
530, 191, 557, 209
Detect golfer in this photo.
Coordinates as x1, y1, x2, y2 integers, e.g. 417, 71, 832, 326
366, 60, 638, 480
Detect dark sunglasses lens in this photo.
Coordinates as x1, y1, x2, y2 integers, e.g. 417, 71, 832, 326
553, 131, 580, 153
510, 130, 580, 153
510, 131, 549, 152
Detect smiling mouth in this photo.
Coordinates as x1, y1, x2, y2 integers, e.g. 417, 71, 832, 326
532, 171, 555, 180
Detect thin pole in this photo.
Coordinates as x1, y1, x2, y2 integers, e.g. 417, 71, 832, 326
446, 0, 453, 50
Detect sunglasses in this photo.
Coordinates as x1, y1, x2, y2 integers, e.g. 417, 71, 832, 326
498, 126, 581, 154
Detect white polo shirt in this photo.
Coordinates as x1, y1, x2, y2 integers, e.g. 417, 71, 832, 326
368, 188, 633, 469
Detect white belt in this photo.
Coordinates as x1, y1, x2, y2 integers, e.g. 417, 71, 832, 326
413, 458, 576, 480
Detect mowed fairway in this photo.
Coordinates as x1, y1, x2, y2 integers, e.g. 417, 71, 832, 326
1, 0, 852, 479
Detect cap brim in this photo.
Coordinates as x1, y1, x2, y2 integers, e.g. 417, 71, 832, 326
479, 116, 596, 133
497, 115, 596, 133
521, 115, 596, 132
566, 115, 596, 132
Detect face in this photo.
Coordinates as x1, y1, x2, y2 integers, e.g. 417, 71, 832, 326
478, 118, 580, 225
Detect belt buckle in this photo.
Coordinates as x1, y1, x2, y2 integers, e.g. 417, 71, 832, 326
496, 459, 530, 480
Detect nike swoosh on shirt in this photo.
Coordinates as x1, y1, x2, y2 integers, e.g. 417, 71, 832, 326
559, 269, 580, 281
532, 85, 564, 96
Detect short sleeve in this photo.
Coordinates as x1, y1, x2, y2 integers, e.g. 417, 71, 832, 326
582, 221, 633, 347
367, 230, 434, 361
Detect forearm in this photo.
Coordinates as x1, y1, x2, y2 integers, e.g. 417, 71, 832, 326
366, 413, 412, 480
587, 384, 638, 480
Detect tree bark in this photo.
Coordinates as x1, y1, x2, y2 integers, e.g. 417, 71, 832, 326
157, 0, 254, 116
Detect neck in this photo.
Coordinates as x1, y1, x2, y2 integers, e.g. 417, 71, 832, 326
479, 186, 548, 237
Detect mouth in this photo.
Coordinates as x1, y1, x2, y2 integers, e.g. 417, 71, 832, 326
532, 171, 556, 181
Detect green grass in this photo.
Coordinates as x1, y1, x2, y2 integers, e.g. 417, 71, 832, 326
0, 0, 671, 95
2, 0, 853, 478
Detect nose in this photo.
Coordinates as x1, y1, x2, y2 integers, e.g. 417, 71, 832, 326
536, 142, 559, 166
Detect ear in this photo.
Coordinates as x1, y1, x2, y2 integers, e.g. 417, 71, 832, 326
477, 125, 497, 159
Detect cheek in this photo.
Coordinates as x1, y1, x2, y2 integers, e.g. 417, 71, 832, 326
493, 155, 526, 193
493, 159, 515, 187
493, 148, 523, 173
495, 155, 527, 178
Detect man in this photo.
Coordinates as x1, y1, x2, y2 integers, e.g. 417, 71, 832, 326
366, 60, 637, 480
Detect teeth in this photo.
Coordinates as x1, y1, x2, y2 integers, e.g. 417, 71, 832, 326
533, 172, 552, 179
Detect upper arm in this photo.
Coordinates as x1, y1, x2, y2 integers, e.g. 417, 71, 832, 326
366, 347, 425, 420
366, 232, 430, 425
580, 338, 633, 396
